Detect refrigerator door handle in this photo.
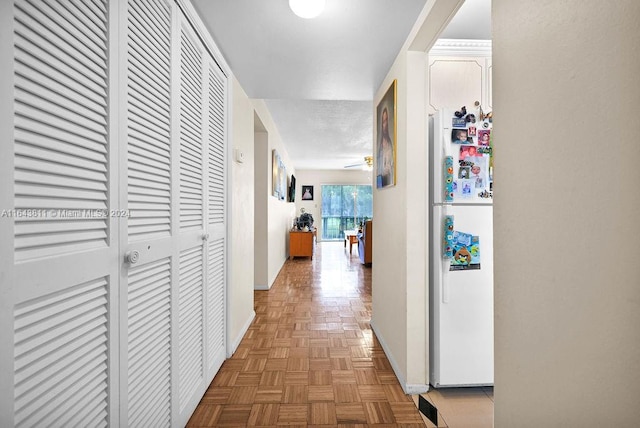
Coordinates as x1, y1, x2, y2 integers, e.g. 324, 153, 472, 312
441, 206, 451, 304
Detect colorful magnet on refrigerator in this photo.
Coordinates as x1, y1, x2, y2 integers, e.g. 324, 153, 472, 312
443, 215, 454, 259
452, 118, 466, 128
444, 156, 454, 202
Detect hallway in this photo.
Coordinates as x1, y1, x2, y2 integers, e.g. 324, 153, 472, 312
187, 242, 426, 426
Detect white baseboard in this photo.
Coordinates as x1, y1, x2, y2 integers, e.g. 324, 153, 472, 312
405, 383, 429, 394
254, 284, 270, 290
227, 310, 255, 358
370, 319, 428, 395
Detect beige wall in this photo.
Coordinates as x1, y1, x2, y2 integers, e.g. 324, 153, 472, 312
228, 78, 256, 353
252, 100, 297, 289
294, 169, 372, 240
371, 48, 429, 393
405, 50, 428, 390
371, 51, 409, 389
254, 128, 269, 289
368, 0, 464, 394
493, 0, 640, 425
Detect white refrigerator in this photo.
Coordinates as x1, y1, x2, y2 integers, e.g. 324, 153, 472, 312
429, 108, 494, 387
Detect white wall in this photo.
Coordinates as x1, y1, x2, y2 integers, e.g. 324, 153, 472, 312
493, 0, 640, 425
252, 100, 297, 289
228, 77, 256, 353
294, 169, 372, 240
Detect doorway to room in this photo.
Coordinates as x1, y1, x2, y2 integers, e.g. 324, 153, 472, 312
320, 184, 373, 241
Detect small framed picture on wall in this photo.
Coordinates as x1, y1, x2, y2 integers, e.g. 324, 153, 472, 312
301, 185, 314, 200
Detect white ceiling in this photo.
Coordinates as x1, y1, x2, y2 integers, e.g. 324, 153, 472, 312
193, 0, 491, 170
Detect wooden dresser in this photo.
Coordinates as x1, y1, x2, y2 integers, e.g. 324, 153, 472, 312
289, 230, 314, 260
358, 220, 372, 265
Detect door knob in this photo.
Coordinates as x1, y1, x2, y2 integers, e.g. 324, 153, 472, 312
125, 250, 140, 264
202, 233, 210, 241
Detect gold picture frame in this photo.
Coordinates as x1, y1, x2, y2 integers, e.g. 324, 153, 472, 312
376, 79, 397, 189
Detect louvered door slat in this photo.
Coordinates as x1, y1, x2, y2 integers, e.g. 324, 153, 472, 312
89, 0, 107, 14
15, 183, 106, 203
58, 383, 108, 428
15, 2, 106, 70
14, 11, 106, 89
128, 128, 170, 157
16, 141, 106, 172
128, 122, 170, 155
15, 117, 107, 156
15, 57, 106, 111
60, 0, 107, 35
128, 177, 169, 194
127, 256, 171, 428
128, 191, 170, 205
18, 0, 107, 57
14, 0, 109, 262
15, 37, 106, 101
73, 0, 107, 29
180, 110, 202, 137
15, 156, 106, 184
128, 102, 170, 137
128, 34, 170, 86
128, 8, 169, 63
129, 150, 171, 176
128, 76, 170, 120
14, 277, 109, 428
16, 88, 106, 135
208, 65, 226, 226
15, 62, 107, 117
15, 219, 105, 235
127, 190, 170, 204
134, 0, 170, 33
207, 238, 225, 369
15, 128, 107, 166
128, 90, 170, 129
16, 103, 107, 146
181, 152, 203, 173
129, 0, 170, 50
126, 0, 172, 242
128, 153, 170, 182
178, 246, 204, 410
54, 0, 107, 47
179, 27, 203, 231
128, 5, 170, 51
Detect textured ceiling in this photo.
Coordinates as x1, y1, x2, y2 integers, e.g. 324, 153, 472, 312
193, 0, 491, 170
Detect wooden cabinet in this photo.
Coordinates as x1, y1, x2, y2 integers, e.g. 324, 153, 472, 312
358, 221, 373, 265
289, 231, 314, 260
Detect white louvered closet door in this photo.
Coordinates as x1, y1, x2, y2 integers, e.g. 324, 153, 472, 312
205, 56, 227, 380
120, 0, 174, 427
10, 0, 118, 426
174, 13, 209, 426
3, 0, 228, 426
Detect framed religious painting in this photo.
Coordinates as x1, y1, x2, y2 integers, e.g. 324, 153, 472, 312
376, 80, 397, 188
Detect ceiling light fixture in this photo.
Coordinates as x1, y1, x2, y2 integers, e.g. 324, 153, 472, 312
289, 0, 326, 19
363, 156, 373, 171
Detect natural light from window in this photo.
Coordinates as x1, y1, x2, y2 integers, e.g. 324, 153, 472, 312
321, 185, 372, 240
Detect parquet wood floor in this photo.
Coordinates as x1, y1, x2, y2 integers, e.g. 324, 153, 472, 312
188, 242, 425, 427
